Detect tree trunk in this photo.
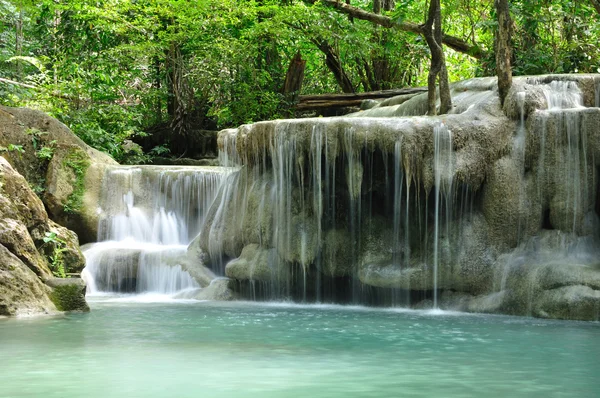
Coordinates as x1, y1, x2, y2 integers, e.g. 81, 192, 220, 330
153, 57, 162, 123
373, 0, 382, 14
422, 0, 451, 115
439, 62, 451, 114
590, 0, 600, 14
373, 0, 394, 13
314, 39, 355, 93
495, 0, 512, 106
15, 5, 23, 78
363, 0, 397, 91
282, 51, 306, 99
346, 0, 353, 22
166, 45, 176, 118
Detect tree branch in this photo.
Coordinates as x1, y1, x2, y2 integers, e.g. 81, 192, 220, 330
0, 77, 74, 100
305, 0, 484, 58
590, 0, 600, 14
0, 77, 37, 89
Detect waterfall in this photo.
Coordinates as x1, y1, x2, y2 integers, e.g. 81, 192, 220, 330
432, 123, 454, 308
392, 139, 405, 300
77, 75, 600, 318
533, 81, 590, 234
540, 80, 584, 110
82, 166, 227, 296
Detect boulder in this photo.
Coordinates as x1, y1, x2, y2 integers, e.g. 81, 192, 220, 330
0, 157, 85, 279
82, 245, 141, 292
46, 278, 89, 312
191, 278, 236, 301
443, 231, 600, 320
533, 285, 600, 321
0, 244, 57, 316
225, 244, 286, 282
0, 106, 118, 243
0, 157, 87, 315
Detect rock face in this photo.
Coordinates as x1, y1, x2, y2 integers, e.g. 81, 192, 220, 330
195, 74, 600, 320
0, 157, 88, 316
0, 244, 55, 316
0, 106, 118, 243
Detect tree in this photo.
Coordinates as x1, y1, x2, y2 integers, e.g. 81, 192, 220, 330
305, 0, 484, 58
495, 0, 513, 106
423, 0, 451, 115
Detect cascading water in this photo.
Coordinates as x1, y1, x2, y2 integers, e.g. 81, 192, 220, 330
82, 166, 227, 296
74, 75, 600, 319
533, 80, 590, 234
540, 80, 584, 109
201, 110, 472, 306
191, 75, 600, 320
432, 123, 454, 308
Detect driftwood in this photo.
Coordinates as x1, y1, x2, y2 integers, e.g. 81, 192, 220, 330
295, 87, 427, 111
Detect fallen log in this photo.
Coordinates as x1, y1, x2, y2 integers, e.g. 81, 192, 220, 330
296, 87, 427, 111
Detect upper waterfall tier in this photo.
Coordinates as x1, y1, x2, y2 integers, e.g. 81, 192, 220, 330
193, 74, 600, 320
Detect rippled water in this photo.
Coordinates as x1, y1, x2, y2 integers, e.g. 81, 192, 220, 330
1, 299, 598, 398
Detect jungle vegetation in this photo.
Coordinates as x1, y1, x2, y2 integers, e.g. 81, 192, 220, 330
0, 0, 598, 162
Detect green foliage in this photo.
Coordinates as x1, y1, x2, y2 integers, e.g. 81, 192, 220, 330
0, 144, 25, 155
36, 141, 56, 161
57, 104, 145, 162
63, 150, 89, 214
26, 128, 47, 150
149, 145, 170, 157
42, 231, 67, 278
0, 0, 598, 162
478, 0, 600, 76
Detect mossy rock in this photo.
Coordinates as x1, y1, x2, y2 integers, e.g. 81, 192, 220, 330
47, 278, 89, 312
0, 106, 118, 243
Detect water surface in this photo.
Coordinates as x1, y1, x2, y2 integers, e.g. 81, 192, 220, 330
1, 299, 598, 398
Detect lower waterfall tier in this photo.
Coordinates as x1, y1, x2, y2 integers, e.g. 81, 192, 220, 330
82, 241, 200, 295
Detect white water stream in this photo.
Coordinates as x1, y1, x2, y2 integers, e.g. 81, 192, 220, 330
82, 166, 228, 296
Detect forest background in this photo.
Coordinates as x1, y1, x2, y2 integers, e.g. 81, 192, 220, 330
1, 0, 598, 162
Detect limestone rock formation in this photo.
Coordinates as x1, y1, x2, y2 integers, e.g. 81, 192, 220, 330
81, 164, 236, 299
0, 244, 55, 316
225, 244, 285, 282
190, 278, 236, 301
198, 74, 600, 320
0, 156, 88, 316
0, 106, 118, 243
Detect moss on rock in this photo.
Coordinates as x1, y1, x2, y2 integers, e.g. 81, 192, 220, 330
0, 106, 118, 243
48, 279, 89, 312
